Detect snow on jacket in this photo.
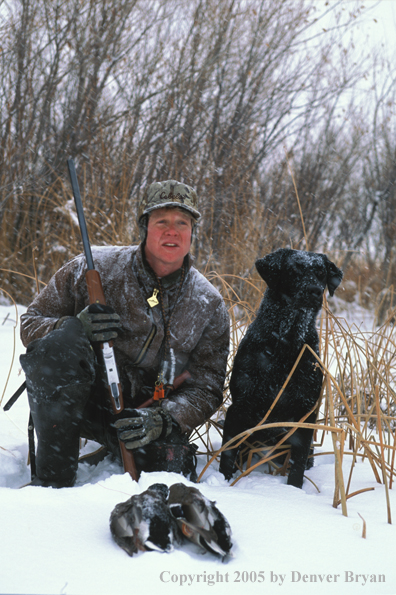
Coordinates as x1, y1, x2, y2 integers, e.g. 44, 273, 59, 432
20, 245, 230, 434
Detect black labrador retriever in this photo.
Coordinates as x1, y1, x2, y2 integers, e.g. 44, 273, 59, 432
219, 248, 343, 488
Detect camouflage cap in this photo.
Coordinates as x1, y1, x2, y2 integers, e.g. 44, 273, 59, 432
138, 180, 201, 222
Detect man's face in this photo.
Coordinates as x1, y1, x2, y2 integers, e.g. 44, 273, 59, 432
144, 208, 193, 276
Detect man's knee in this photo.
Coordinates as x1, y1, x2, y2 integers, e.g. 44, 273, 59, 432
20, 317, 96, 399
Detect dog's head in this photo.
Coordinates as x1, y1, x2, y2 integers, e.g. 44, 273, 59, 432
255, 248, 343, 308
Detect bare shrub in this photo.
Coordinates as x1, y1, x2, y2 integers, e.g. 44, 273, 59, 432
0, 0, 376, 304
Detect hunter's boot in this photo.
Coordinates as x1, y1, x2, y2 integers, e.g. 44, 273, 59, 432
20, 318, 96, 488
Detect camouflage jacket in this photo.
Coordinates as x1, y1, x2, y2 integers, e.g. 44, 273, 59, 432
20, 245, 229, 434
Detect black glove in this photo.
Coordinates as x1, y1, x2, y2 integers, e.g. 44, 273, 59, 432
114, 408, 173, 449
77, 303, 121, 342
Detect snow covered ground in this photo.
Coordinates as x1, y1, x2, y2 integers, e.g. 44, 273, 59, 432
1, 302, 395, 595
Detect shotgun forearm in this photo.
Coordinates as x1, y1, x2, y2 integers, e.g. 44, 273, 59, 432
85, 269, 123, 412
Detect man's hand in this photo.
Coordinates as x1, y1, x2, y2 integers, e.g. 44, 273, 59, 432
114, 408, 173, 449
77, 303, 121, 342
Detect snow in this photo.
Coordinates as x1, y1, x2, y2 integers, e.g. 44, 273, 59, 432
1, 303, 396, 595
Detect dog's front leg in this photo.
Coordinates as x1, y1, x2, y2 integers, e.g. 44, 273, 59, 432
219, 404, 244, 480
286, 424, 314, 489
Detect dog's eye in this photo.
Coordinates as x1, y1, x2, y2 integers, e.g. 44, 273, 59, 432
315, 269, 326, 281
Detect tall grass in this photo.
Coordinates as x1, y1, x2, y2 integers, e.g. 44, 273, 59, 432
0, 158, 285, 306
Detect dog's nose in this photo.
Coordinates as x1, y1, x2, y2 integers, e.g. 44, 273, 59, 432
307, 285, 323, 300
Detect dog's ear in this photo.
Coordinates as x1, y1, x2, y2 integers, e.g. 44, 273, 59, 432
255, 249, 291, 289
323, 256, 343, 296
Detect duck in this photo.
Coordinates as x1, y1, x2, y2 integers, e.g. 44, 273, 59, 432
110, 483, 182, 556
168, 483, 233, 559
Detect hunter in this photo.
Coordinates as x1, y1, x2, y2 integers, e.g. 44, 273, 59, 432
20, 180, 229, 487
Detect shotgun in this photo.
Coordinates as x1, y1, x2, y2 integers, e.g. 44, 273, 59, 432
67, 158, 138, 481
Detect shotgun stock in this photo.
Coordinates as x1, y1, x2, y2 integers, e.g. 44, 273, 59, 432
67, 159, 138, 481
